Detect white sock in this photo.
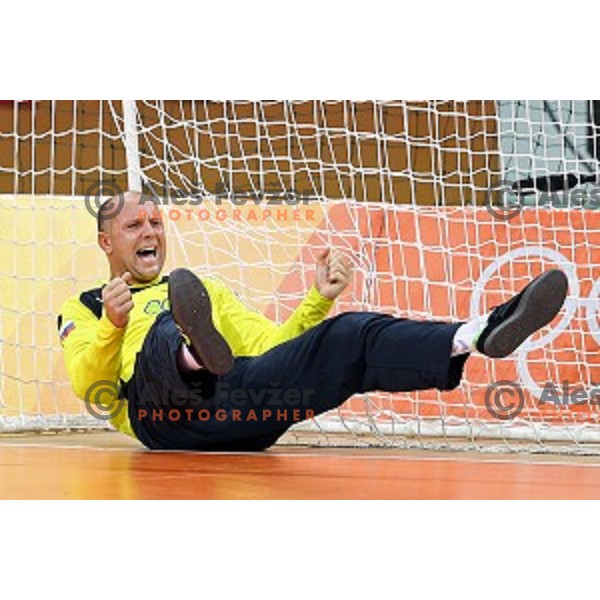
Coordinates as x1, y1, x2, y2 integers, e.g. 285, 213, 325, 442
177, 344, 204, 372
451, 314, 489, 357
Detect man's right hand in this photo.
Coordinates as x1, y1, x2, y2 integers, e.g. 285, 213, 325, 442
102, 272, 133, 328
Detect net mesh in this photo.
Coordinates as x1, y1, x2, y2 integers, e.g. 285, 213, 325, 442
1, 100, 598, 452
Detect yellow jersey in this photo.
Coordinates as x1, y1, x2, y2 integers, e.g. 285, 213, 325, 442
57, 275, 334, 438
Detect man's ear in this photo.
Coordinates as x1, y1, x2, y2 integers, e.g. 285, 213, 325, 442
98, 230, 112, 255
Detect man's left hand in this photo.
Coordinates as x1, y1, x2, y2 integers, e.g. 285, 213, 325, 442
315, 248, 352, 300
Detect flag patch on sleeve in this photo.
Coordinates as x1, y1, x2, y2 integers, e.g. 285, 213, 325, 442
59, 320, 76, 342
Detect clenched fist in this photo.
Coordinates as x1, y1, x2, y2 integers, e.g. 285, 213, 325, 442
102, 272, 133, 328
315, 248, 352, 300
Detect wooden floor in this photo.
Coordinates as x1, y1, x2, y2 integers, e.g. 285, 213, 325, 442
2, 432, 600, 499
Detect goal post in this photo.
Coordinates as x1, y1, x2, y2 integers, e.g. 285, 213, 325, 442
0, 100, 598, 452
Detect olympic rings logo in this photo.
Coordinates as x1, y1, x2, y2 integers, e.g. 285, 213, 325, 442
471, 246, 599, 404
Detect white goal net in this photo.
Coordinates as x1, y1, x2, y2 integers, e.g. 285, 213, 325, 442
1, 100, 598, 452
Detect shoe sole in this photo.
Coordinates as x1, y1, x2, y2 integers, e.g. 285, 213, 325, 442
168, 269, 234, 375
482, 269, 568, 358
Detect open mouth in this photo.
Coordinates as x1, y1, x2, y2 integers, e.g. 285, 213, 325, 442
136, 246, 158, 261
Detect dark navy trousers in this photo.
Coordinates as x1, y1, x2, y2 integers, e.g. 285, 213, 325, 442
125, 311, 468, 451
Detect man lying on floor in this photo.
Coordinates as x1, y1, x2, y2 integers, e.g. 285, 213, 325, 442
58, 191, 568, 451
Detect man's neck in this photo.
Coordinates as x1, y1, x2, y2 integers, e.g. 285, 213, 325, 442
108, 272, 163, 288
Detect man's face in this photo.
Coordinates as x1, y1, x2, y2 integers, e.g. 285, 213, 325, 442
99, 195, 167, 283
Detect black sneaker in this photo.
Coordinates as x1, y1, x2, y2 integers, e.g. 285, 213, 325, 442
476, 269, 568, 358
168, 268, 234, 375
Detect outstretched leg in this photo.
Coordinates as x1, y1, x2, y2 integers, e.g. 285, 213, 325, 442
191, 268, 570, 449
194, 312, 470, 449
127, 269, 568, 451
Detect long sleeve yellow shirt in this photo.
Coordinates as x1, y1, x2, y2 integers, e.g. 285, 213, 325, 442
57, 275, 334, 437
